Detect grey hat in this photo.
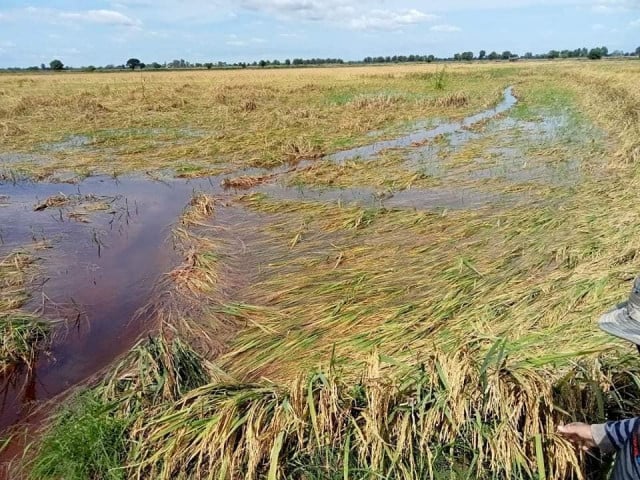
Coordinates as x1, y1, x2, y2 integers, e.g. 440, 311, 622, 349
599, 277, 640, 345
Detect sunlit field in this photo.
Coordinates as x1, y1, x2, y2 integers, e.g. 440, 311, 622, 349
1, 60, 640, 479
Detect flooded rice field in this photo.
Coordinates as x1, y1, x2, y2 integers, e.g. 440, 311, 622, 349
327, 87, 517, 163
0, 84, 591, 438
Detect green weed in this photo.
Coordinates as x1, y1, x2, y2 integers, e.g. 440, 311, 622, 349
25, 392, 128, 480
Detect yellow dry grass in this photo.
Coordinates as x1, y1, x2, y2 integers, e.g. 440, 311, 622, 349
0, 252, 52, 373
1, 63, 518, 180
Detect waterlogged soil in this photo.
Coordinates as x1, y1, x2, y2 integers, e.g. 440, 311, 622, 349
405, 113, 591, 187
0, 87, 532, 452
327, 87, 517, 163
256, 182, 518, 210
0, 174, 509, 436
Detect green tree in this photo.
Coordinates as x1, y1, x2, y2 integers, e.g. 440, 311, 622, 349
204, 62, 213, 70
501, 50, 512, 60
126, 58, 141, 70
588, 48, 603, 60
487, 51, 499, 60
636, 46, 640, 57
478, 50, 486, 60
49, 59, 64, 70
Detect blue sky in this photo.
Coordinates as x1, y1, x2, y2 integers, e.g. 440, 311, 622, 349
0, 0, 638, 67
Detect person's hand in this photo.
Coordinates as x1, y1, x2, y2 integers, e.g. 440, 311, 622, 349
557, 423, 596, 451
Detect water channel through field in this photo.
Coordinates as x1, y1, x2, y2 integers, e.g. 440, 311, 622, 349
0, 87, 522, 451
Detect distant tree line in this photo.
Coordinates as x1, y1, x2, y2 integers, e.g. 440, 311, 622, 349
363, 55, 437, 63
411, 46, 630, 62
5, 45, 639, 72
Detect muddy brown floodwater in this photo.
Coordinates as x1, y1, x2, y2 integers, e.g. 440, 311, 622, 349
0, 176, 223, 432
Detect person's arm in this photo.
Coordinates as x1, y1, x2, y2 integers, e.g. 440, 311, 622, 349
596, 418, 640, 453
591, 423, 616, 453
558, 418, 640, 453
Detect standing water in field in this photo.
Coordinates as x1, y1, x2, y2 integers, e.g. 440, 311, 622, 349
326, 87, 517, 163
0, 176, 221, 429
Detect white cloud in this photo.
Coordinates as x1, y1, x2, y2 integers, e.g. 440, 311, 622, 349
111, 0, 153, 7
59, 9, 141, 27
244, 0, 359, 24
591, 0, 639, 13
349, 9, 437, 30
8, 6, 141, 28
631, 17, 640, 27
238, 1, 436, 30
226, 34, 267, 47
591, 23, 605, 29
430, 24, 461, 32
592, 4, 615, 12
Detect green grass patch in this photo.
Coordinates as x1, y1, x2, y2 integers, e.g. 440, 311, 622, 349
26, 392, 128, 480
512, 82, 576, 120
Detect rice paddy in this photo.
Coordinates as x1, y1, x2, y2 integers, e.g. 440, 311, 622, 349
1, 60, 640, 478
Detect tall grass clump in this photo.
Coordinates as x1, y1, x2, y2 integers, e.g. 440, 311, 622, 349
0, 313, 50, 373
101, 335, 214, 412
129, 345, 640, 480
433, 67, 447, 90
0, 252, 54, 373
0, 252, 32, 311
21, 343, 640, 480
